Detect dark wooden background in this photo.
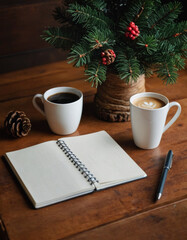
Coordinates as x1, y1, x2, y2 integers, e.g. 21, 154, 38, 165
0, 0, 66, 73
0, 0, 186, 74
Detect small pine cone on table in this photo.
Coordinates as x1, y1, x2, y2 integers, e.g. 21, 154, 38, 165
4, 111, 31, 137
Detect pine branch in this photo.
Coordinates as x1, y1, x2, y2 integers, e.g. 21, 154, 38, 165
157, 21, 187, 45
42, 27, 74, 50
116, 50, 141, 83
89, 0, 107, 11
135, 1, 160, 28
42, 0, 186, 86
122, 0, 154, 25
67, 26, 115, 68
156, 61, 178, 84
67, 3, 111, 29
172, 54, 185, 70
84, 27, 115, 50
119, 1, 157, 35
137, 35, 158, 55
148, 1, 182, 29
68, 46, 92, 66
85, 61, 107, 87
139, 64, 153, 78
53, 6, 71, 25
133, 1, 146, 22
68, 41, 91, 67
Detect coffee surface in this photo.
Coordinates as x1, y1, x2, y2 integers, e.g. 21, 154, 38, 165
133, 97, 165, 109
47, 92, 79, 104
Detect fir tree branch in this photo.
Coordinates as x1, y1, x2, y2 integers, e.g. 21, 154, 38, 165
157, 22, 187, 42
42, 0, 186, 87
68, 40, 103, 67
42, 27, 74, 50
68, 26, 115, 68
89, 0, 107, 11
150, 2, 182, 29
84, 27, 115, 49
172, 54, 185, 70
116, 50, 141, 83
134, 1, 146, 22
156, 60, 178, 84
85, 61, 107, 87
53, 6, 71, 25
67, 3, 111, 29
68, 42, 91, 67
137, 35, 158, 54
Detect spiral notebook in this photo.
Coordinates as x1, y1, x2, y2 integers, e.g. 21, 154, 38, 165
4, 131, 147, 208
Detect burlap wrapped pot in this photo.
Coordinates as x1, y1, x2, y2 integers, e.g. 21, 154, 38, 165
94, 73, 145, 122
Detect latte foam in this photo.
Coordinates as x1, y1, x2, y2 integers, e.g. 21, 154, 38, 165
133, 97, 165, 109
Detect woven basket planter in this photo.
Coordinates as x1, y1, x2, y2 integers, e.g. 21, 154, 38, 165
94, 73, 145, 122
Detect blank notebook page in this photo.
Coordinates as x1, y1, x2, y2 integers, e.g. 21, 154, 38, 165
61, 131, 146, 189
6, 141, 94, 207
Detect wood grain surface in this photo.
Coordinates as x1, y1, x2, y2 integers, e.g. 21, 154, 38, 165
0, 61, 186, 240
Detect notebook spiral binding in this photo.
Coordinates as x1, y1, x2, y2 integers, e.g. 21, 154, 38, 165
56, 140, 98, 185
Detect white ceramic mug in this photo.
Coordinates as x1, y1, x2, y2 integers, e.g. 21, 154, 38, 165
130, 92, 181, 149
32, 87, 83, 135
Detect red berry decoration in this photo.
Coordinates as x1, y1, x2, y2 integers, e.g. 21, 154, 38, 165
101, 49, 116, 65
125, 22, 140, 40
130, 22, 135, 28
125, 32, 129, 38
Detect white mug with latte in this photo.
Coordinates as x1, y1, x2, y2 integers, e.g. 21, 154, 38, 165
32, 87, 83, 135
130, 92, 181, 149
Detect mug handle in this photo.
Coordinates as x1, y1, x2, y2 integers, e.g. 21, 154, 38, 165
32, 94, 45, 116
163, 102, 181, 133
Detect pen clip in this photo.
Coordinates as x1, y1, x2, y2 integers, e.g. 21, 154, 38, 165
164, 150, 173, 170
168, 150, 173, 169
169, 157, 173, 169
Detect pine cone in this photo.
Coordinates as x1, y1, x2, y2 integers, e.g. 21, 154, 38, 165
4, 111, 31, 137
102, 49, 116, 65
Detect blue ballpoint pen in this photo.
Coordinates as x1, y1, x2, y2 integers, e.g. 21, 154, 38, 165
155, 150, 173, 201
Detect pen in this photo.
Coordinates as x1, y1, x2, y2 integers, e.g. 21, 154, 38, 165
155, 150, 173, 201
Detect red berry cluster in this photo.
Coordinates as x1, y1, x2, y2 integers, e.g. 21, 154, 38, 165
101, 49, 116, 65
125, 22, 140, 40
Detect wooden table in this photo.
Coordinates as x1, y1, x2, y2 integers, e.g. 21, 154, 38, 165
0, 61, 186, 240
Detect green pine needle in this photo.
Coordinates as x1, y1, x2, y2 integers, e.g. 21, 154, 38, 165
85, 62, 107, 87
156, 62, 179, 84
116, 51, 141, 83
42, 0, 186, 86
67, 3, 110, 29
137, 35, 158, 54
84, 27, 115, 49
41, 27, 75, 50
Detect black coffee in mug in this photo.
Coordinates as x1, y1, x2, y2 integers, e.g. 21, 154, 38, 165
47, 92, 80, 104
